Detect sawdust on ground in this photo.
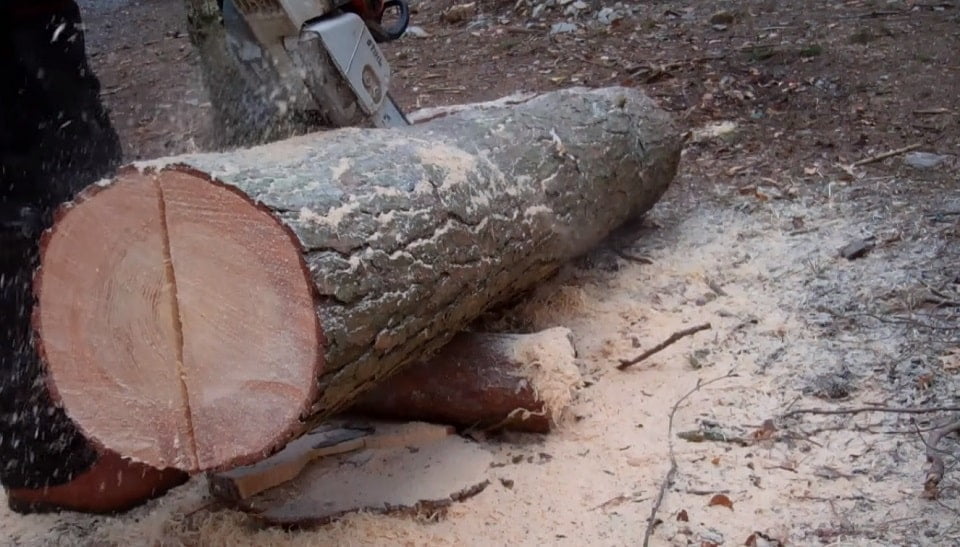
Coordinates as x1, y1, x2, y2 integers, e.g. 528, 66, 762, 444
6, 151, 959, 544
5, 0, 960, 545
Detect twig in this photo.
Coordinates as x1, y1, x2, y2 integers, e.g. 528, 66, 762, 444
99, 84, 129, 97
424, 86, 466, 94
914, 108, 953, 115
705, 277, 728, 297
923, 418, 960, 499
927, 297, 960, 309
782, 404, 960, 420
626, 55, 724, 75
613, 249, 654, 264
618, 323, 712, 370
841, 9, 907, 18
501, 26, 543, 35
641, 370, 736, 547
851, 143, 921, 167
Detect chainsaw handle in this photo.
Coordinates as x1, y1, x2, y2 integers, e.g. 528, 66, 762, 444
369, 0, 409, 43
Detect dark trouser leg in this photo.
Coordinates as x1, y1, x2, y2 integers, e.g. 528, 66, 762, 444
0, 1, 120, 494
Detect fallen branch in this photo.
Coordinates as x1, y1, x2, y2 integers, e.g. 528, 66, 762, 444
782, 405, 960, 420
676, 429, 749, 446
641, 370, 736, 547
851, 143, 921, 167
923, 418, 960, 500
618, 323, 712, 370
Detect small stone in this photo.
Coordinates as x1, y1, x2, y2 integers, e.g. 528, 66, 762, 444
695, 292, 717, 306
712, 23, 728, 31
709, 10, 736, 25
563, 0, 588, 16
465, 16, 492, 30
700, 528, 725, 545
903, 151, 947, 169
807, 368, 855, 400
839, 238, 875, 260
596, 7, 623, 25
403, 25, 430, 38
549, 22, 578, 34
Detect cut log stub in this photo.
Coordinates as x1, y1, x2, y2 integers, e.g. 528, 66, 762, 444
347, 328, 582, 433
33, 86, 682, 473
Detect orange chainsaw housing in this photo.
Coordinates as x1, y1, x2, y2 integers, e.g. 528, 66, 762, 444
347, 0, 385, 22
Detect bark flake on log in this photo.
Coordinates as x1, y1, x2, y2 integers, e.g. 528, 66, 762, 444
34, 86, 682, 473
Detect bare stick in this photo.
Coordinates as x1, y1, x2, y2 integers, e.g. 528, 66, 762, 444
923, 418, 960, 499
618, 323, 712, 370
613, 249, 654, 265
641, 370, 736, 547
851, 143, 921, 167
782, 405, 960, 420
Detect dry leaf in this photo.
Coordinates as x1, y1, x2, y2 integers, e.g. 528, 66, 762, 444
751, 419, 776, 441
441, 2, 476, 23
677, 509, 689, 522
711, 456, 721, 465
727, 165, 746, 176
745, 531, 784, 546
708, 493, 734, 510
940, 348, 960, 372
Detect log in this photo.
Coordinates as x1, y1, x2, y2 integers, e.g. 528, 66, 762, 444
347, 328, 582, 433
33, 86, 682, 473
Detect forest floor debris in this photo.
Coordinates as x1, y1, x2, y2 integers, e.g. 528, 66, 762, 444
3, 0, 959, 545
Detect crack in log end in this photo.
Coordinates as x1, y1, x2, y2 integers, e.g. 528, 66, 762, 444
155, 169, 323, 472
36, 165, 324, 473
32, 173, 197, 469
154, 177, 201, 471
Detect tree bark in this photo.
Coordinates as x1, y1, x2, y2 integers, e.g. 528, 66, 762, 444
32, 86, 683, 473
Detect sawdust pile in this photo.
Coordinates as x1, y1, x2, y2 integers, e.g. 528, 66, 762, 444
4, 171, 959, 545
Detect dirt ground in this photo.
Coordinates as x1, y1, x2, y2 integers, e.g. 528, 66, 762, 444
4, 0, 960, 545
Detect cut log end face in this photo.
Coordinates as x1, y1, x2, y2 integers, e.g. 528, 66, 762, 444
34, 168, 321, 473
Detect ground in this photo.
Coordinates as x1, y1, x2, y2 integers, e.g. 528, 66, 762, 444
4, 0, 960, 545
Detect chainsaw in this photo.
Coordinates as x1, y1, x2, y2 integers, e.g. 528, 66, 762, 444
221, 0, 412, 129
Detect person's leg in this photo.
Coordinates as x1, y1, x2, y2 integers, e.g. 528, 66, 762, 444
1, 1, 187, 513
